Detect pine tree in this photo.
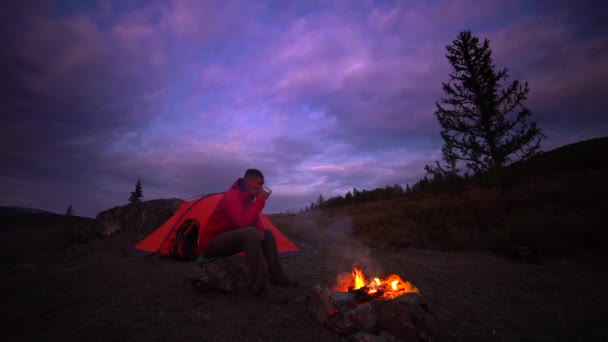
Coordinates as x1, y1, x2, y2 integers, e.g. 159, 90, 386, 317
344, 191, 353, 203
317, 194, 325, 209
129, 178, 143, 204
352, 188, 360, 202
65, 204, 74, 216
427, 30, 544, 178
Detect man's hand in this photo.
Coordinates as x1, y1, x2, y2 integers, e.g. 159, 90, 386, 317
257, 188, 271, 201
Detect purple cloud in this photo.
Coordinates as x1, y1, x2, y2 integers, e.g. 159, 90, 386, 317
1, 0, 606, 216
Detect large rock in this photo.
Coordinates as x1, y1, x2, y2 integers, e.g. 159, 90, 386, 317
306, 283, 339, 324
375, 293, 440, 341
189, 258, 247, 294
95, 198, 183, 237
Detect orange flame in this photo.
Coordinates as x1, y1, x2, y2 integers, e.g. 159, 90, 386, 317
353, 267, 367, 289
335, 267, 419, 299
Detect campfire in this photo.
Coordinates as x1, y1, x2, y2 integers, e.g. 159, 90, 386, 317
306, 266, 439, 341
335, 267, 419, 302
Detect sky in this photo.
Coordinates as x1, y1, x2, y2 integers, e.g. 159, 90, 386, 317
1, 0, 607, 218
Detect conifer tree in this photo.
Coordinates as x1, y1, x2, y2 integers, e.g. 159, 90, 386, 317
65, 204, 74, 216
345, 191, 353, 202
129, 178, 143, 204
317, 194, 325, 209
427, 30, 544, 177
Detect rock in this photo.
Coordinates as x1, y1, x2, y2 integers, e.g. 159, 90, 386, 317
306, 283, 339, 324
344, 302, 377, 333
492, 242, 541, 263
189, 258, 247, 294
332, 291, 358, 313
375, 293, 439, 342
325, 312, 357, 336
95, 198, 183, 237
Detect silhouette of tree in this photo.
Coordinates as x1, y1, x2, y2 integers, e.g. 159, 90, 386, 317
129, 178, 143, 204
65, 204, 74, 216
427, 30, 544, 178
344, 191, 353, 203
316, 194, 325, 209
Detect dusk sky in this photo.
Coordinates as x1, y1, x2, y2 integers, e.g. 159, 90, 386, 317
2, 0, 607, 218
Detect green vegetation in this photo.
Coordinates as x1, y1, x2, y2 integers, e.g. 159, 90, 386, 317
281, 137, 608, 256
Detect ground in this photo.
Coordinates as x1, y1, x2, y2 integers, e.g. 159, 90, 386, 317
2, 219, 607, 341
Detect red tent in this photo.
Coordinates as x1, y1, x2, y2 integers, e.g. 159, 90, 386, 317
131, 193, 299, 258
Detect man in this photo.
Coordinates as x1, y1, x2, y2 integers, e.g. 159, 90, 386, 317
199, 169, 297, 304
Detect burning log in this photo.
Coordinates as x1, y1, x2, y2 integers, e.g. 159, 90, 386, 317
349, 285, 389, 303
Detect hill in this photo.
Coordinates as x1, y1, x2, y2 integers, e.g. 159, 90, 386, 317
0, 206, 54, 216
498, 136, 608, 183
0, 208, 95, 271
272, 137, 608, 256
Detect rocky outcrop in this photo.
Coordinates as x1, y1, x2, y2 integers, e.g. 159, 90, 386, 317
95, 198, 183, 237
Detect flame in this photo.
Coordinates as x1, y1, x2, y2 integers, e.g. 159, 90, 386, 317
335, 267, 419, 299
353, 267, 367, 289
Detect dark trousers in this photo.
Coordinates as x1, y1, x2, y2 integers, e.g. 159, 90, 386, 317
203, 227, 285, 292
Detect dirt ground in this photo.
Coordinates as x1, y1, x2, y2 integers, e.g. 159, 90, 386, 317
2, 221, 608, 341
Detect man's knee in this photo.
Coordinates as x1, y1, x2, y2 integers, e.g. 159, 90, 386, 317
240, 226, 259, 240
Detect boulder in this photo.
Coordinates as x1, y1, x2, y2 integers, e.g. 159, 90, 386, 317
189, 258, 247, 294
375, 293, 440, 342
306, 283, 339, 324
95, 198, 183, 237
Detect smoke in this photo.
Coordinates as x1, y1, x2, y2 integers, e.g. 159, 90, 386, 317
287, 210, 384, 278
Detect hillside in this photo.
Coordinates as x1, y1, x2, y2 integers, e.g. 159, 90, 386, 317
272, 137, 608, 256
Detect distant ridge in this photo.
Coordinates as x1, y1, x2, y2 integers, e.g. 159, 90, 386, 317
0, 206, 55, 216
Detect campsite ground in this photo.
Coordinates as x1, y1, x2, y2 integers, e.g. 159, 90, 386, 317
2, 216, 608, 342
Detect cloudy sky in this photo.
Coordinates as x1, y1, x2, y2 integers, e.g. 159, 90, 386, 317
1, 0, 607, 217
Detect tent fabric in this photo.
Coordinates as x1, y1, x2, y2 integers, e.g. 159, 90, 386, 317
130, 193, 300, 258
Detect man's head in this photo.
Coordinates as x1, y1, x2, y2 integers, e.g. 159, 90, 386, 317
243, 169, 265, 196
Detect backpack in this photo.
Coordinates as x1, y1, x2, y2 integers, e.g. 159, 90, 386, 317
168, 218, 200, 260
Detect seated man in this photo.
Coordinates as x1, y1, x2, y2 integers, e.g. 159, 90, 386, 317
199, 169, 297, 304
